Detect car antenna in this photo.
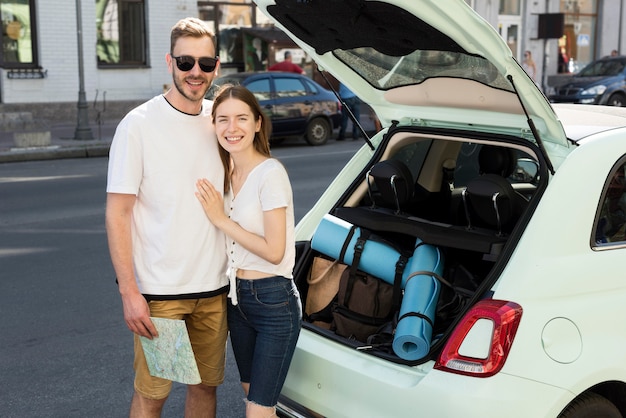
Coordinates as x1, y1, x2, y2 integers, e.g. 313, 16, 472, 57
318, 68, 375, 150
507, 74, 555, 175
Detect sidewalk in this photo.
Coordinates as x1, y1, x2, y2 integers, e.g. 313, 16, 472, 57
0, 120, 117, 163
0, 102, 379, 164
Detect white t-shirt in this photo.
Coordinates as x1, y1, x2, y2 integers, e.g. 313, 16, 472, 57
224, 159, 295, 303
107, 95, 227, 296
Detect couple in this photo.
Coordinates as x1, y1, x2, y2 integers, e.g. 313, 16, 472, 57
105, 17, 301, 418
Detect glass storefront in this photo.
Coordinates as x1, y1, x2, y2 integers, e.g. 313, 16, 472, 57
560, 0, 597, 72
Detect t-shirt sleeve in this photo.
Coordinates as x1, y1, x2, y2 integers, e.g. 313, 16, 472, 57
106, 117, 143, 195
259, 162, 292, 212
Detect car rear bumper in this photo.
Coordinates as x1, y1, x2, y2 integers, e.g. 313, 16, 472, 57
277, 330, 571, 418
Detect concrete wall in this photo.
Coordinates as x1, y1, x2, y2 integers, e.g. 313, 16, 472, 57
598, 0, 625, 56
0, 99, 143, 126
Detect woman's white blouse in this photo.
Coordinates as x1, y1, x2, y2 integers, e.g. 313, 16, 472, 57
224, 158, 295, 304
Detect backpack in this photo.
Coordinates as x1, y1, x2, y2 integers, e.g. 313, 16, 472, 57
330, 229, 409, 343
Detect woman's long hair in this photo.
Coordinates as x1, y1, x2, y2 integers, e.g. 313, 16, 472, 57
211, 84, 272, 193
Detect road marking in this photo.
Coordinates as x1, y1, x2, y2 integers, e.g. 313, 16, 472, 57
0, 174, 91, 183
275, 147, 361, 160
0, 247, 49, 257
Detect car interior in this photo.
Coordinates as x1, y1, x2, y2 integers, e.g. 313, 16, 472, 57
294, 130, 543, 364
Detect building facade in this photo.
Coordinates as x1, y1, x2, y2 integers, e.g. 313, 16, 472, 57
0, 0, 624, 125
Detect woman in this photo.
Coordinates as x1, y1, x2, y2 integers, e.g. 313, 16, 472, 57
195, 85, 301, 418
522, 50, 537, 82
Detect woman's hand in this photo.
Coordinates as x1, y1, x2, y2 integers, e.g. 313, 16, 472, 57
195, 179, 227, 227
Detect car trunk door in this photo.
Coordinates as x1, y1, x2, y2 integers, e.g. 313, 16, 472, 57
254, 0, 572, 168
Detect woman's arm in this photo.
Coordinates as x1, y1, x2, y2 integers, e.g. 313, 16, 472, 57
195, 179, 287, 264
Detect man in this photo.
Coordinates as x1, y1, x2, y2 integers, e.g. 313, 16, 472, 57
337, 82, 361, 141
106, 17, 228, 418
268, 50, 306, 74
250, 37, 267, 70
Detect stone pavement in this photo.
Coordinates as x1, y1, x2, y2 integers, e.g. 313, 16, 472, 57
0, 119, 117, 163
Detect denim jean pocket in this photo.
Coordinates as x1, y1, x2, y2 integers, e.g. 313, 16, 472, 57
253, 281, 290, 307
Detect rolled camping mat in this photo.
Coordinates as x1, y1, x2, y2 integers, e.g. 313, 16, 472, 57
311, 214, 444, 359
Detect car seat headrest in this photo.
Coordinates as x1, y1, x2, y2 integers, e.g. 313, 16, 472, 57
367, 159, 414, 212
478, 145, 517, 178
462, 174, 524, 235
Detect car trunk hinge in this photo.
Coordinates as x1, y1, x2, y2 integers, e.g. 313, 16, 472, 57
507, 75, 555, 175
318, 68, 375, 150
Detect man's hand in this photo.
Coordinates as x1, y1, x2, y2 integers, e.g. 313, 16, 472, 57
121, 291, 158, 339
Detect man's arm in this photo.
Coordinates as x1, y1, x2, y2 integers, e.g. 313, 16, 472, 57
105, 193, 158, 339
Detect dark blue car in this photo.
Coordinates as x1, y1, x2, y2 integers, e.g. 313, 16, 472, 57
549, 56, 626, 107
206, 71, 342, 145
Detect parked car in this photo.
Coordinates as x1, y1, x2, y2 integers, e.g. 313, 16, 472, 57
549, 55, 626, 106
206, 71, 341, 145
254, 0, 626, 417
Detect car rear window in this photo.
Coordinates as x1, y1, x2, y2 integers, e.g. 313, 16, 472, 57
333, 48, 512, 91
274, 77, 308, 98
595, 158, 626, 247
245, 78, 272, 101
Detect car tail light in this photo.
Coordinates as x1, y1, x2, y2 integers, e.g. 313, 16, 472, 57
434, 299, 522, 378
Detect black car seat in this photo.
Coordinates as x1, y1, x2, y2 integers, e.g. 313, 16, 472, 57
461, 145, 528, 235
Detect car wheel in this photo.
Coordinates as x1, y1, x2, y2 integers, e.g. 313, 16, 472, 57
607, 93, 626, 107
305, 117, 331, 146
558, 393, 621, 418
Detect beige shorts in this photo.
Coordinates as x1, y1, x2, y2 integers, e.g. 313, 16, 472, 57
133, 294, 228, 399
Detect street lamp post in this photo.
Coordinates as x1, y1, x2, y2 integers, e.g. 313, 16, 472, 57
74, 0, 93, 140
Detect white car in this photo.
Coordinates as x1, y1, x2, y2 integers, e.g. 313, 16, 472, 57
254, 0, 626, 417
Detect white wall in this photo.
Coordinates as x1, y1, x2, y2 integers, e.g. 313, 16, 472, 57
598, 0, 625, 56
1, 0, 200, 105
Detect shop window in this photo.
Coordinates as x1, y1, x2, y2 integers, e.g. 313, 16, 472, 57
561, 0, 597, 70
500, 0, 520, 15
1, 0, 38, 68
96, 0, 146, 66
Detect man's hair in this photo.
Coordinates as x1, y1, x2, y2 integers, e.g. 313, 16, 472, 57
284, 50, 292, 59
170, 17, 215, 54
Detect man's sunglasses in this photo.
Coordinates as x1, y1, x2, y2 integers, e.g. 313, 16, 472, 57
171, 55, 219, 72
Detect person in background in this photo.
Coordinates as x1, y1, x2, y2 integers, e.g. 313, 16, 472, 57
522, 50, 537, 82
105, 17, 228, 418
337, 82, 361, 141
558, 47, 569, 73
195, 85, 302, 418
250, 37, 267, 71
268, 50, 306, 74
611, 49, 619, 57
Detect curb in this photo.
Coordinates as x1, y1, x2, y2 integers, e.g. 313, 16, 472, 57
0, 143, 110, 163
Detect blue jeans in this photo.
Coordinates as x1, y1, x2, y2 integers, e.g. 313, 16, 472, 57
228, 276, 302, 407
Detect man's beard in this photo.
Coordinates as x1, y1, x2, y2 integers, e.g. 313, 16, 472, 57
172, 73, 209, 103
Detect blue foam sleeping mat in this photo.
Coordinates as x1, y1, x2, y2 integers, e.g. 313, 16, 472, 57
311, 214, 444, 360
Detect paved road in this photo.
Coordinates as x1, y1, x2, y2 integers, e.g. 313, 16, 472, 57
0, 139, 363, 417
